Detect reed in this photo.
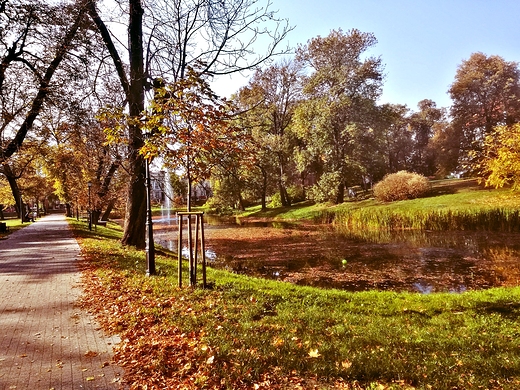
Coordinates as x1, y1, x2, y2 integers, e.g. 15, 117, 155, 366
328, 206, 520, 232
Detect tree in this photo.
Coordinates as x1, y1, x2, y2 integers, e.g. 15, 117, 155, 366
449, 52, 520, 171
375, 103, 412, 175
0, 140, 53, 217
479, 124, 520, 190
236, 60, 302, 209
87, 0, 291, 248
41, 114, 126, 221
408, 99, 446, 176
140, 70, 245, 211
0, 0, 90, 210
294, 29, 384, 203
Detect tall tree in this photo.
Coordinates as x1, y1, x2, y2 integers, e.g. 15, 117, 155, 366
0, 0, 89, 209
87, 0, 291, 248
408, 99, 446, 176
236, 60, 302, 208
376, 103, 412, 174
294, 29, 384, 203
449, 52, 520, 171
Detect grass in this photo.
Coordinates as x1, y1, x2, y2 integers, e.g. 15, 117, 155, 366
237, 179, 520, 235
0, 217, 31, 239
71, 217, 520, 389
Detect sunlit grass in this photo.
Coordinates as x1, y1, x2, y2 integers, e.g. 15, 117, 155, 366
0, 217, 30, 238
238, 180, 520, 233
70, 217, 520, 389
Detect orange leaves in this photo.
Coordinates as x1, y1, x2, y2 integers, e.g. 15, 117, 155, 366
141, 68, 248, 182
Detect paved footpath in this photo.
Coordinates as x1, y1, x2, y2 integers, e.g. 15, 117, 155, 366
0, 214, 125, 389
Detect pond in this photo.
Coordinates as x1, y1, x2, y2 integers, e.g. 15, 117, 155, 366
153, 215, 520, 293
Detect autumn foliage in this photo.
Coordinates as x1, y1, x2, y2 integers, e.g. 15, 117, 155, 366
373, 171, 430, 202
480, 124, 520, 190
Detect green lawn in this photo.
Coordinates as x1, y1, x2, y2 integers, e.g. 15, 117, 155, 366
0, 217, 30, 238
71, 195, 520, 389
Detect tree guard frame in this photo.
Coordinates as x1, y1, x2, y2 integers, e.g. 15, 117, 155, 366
176, 211, 207, 288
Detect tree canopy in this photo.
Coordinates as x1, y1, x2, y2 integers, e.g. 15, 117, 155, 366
449, 52, 520, 171
293, 29, 384, 203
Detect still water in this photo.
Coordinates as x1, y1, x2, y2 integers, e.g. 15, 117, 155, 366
153, 215, 520, 293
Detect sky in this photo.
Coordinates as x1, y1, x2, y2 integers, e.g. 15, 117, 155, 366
212, 0, 520, 111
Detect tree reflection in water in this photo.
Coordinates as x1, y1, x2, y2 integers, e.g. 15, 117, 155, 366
153, 216, 520, 293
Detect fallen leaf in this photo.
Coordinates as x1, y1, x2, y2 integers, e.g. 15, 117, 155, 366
206, 356, 215, 364
308, 349, 321, 358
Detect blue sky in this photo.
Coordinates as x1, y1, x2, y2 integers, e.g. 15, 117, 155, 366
214, 0, 520, 111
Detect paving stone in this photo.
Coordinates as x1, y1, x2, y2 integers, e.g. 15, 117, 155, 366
0, 214, 126, 389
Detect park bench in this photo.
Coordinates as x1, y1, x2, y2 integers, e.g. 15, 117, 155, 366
0, 222, 9, 233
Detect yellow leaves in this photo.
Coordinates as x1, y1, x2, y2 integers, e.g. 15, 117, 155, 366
272, 337, 284, 347
308, 348, 321, 358
481, 123, 520, 190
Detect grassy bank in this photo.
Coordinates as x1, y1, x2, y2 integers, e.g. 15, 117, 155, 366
71, 219, 520, 389
0, 218, 30, 239
239, 179, 520, 233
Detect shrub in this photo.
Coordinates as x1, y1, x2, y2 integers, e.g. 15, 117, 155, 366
373, 171, 430, 202
270, 186, 307, 207
287, 185, 306, 203
308, 172, 342, 203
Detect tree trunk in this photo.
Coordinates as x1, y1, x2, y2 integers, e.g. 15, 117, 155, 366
279, 182, 290, 206
259, 165, 267, 211
237, 192, 246, 211
335, 181, 345, 204
121, 0, 146, 248
65, 203, 72, 218
101, 198, 117, 221
278, 157, 291, 206
2, 164, 22, 217
92, 209, 101, 224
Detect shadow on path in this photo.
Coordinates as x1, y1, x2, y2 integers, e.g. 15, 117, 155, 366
0, 214, 125, 389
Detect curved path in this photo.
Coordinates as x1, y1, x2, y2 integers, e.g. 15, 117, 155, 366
0, 214, 125, 389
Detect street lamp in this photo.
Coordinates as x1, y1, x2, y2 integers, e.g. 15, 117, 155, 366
145, 157, 156, 276
87, 181, 92, 231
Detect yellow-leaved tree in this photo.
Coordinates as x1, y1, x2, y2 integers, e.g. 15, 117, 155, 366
480, 123, 520, 190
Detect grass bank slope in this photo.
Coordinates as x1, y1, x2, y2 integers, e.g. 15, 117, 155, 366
241, 179, 520, 233
71, 218, 520, 389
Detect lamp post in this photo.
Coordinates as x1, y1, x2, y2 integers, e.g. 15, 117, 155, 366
145, 158, 156, 276
87, 181, 92, 231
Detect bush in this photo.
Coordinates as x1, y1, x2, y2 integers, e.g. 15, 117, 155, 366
270, 185, 307, 207
373, 171, 430, 202
308, 172, 342, 203
287, 185, 306, 203
269, 192, 282, 208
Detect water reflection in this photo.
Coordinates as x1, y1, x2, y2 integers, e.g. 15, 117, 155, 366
153, 216, 520, 293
